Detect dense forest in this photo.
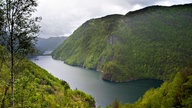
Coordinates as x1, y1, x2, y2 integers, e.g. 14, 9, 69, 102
0, 45, 95, 107
0, 0, 95, 107
53, 4, 192, 82
108, 64, 192, 108
1, 0, 192, 107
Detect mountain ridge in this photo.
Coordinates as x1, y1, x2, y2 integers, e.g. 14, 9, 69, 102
36, 36, 67, 53
53, 4, 192, 82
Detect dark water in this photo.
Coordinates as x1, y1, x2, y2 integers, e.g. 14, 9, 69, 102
31, 56, 163, 107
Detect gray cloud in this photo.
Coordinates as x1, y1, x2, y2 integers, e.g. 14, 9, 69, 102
36, 0, 192, 38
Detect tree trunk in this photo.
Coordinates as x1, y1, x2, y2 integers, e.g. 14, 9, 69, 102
1, 84, 10, 108
11, 50, 14, 108
11, 11, 14, 107
11, 29, 14, 108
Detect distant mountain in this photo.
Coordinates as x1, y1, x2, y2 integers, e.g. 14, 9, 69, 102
36, 37, 67, 53
52, 4, 192, 82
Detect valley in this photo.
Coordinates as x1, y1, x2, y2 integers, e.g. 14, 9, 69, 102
53, 4, 192, 82
31, 56, 162, 107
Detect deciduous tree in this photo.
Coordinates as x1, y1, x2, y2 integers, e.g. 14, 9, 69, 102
0, 0, 41, 107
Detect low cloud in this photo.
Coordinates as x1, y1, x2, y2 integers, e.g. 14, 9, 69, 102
36, 0, 191, 38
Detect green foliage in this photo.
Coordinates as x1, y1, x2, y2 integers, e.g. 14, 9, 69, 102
52, 4, 192, 82
1, 0, 41, 106
119, 65, 192, 108
0, 46, 95, 107
1, 0, 41, 56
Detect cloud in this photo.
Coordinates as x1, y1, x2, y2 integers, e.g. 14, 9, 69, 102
36, 0, 192, 38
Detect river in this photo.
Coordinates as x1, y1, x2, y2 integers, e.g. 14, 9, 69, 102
31, 56, 162, 107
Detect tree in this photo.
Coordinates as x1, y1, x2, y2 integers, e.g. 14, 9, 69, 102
0, 0, 41, 107
0, 0, 4, 37
0, 0, 4, 73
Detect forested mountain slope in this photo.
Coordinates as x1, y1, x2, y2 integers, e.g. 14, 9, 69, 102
36, 37, 67, 52
0, 46, 95, 108
108, 64, 192, 108
53, 4, 192, 82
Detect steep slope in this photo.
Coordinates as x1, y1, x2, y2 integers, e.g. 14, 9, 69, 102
53, 4, 192, 82
36, 37, 67, 53
109, 64, 192, 108
0, 46, 95, 107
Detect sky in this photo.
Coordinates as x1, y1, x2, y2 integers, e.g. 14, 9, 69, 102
35, 0, 192, 38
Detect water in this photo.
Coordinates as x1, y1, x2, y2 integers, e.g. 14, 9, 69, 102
31, 56, 163, 107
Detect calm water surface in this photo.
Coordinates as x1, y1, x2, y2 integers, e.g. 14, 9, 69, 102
31, 56, 163, 107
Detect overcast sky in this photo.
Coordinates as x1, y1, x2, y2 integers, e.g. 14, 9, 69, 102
36, 0, 192, 38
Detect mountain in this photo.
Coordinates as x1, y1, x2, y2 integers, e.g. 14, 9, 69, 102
109, 64, 192, 108
36, 37, 67, 53
0, 45, 95, 107
52, 4, 192, 82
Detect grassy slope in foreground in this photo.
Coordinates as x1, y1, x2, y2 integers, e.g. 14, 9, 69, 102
52, 4, 192, 82
0, 46, 95, 108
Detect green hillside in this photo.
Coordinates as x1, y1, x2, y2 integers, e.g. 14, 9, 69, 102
108, 64, 192, 108
0, 46, 95, 108
52, 4, 192, 82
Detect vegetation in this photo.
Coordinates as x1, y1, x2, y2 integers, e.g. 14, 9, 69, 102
53, 4, 192, 82
0, 1, 95, 107
0, 0, 41, 106
1, 2, 191, 107
107, 64, 192, 108
0, 45, 95, 107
